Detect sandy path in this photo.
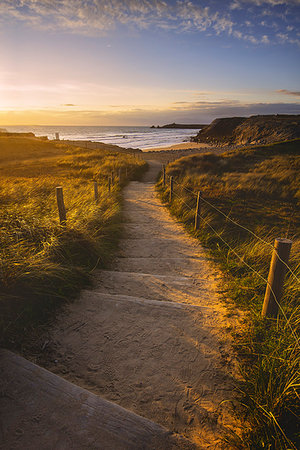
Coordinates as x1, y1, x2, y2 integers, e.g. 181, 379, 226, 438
42, 161, 242, 448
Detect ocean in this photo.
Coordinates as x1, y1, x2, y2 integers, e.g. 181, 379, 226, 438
3, 125, 201, 150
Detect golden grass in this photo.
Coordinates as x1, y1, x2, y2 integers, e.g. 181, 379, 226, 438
157, 139, 300, 449
0, 134, 147, 348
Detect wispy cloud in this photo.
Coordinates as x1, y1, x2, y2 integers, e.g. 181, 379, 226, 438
230, 0, 300, 7
0, 1, 232, 36
1, 101, 299, 126
0, 1, 299, 46
276, 89, 300, 96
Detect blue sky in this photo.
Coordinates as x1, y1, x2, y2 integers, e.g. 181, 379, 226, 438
0, 0, 299, 125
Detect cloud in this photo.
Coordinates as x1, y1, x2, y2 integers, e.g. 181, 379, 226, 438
276, 89, 300, 96
1, 101, 299, 126
233, 30, 270, 44
0, 0, 299, 47
0, 1, 233, 36
230, 0, 300, 6
63, 103, 76, 106
261, 34, 270, 43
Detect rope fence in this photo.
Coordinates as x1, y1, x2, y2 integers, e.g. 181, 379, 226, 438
173, 179, 300, 284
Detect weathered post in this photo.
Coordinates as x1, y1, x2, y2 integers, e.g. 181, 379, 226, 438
94, 181, 99, 202
194, 191, 202, 230
56, 186, 66, 225
108, 176, 111, 192
55, 132, 60, 141
262, 238, 292, 318
162, 165, 166, 187
169, 176, 173, 202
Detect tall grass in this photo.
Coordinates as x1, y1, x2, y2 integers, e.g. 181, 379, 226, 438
0, 135, 147, 348
157, 140, 300, 449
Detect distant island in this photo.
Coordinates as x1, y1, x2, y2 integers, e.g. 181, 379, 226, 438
151, 123, 207, 129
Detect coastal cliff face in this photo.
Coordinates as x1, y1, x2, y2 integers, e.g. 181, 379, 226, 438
193, 114, 300, 146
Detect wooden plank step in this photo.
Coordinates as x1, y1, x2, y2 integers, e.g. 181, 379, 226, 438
0, 349, 195, 450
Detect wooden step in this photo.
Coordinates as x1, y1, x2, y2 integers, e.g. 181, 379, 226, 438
0, 349, 195, 449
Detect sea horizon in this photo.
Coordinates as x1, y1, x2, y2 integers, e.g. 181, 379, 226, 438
3, 125, 202, 150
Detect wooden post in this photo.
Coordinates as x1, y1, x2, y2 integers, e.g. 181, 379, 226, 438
162, 165, 166, 187
194, 191, 201, 230
169, 176, 173, 202
55, 132, 59, 141
94, 181, 99, 202
108, 176, 111, 192
262, 238, 292, 318
56, 186, 66, 225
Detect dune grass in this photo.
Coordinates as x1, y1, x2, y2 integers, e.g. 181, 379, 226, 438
0, 134, 147, 348
157, 139, 300, 449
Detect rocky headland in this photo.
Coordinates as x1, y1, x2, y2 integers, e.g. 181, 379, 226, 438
151, 122, 207, 129
192, 114, 300, 146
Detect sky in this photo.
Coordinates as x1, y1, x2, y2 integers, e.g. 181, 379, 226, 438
0, 0, 300, 126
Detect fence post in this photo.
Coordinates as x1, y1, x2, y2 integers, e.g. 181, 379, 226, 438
169, 176, 173, 202
56, 186, 66, 225
194, 191, 202, 230
108, 176, 111, 192
261, 238, 292, 318
94, 181, 99, 202
162, 165, 166, 187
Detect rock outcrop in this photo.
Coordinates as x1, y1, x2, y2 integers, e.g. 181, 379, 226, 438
192, 114, 300, 146
152, 123, 207, 129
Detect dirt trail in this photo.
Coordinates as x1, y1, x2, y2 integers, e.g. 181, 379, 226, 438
42, 161, 242, 448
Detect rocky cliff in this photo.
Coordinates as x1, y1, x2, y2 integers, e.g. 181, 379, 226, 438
193, 114, 300, 146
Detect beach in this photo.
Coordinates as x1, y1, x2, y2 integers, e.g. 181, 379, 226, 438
141, 141, 226, 163
144, 142, 212, 152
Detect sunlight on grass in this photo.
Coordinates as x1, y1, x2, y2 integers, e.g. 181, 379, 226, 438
157, 139, 300, 449
0, 134, 147, 347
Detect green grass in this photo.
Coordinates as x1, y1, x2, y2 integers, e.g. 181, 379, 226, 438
157, 139, 300, 449
0, 135, 147, 349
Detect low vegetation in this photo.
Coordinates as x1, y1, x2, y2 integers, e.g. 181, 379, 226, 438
157, 139, 300, 449
0, 134, 147, 348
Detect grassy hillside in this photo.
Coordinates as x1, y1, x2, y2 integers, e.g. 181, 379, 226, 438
194, 115, 300, 146
157, 139, 300, 449
0, 134, 147, 348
